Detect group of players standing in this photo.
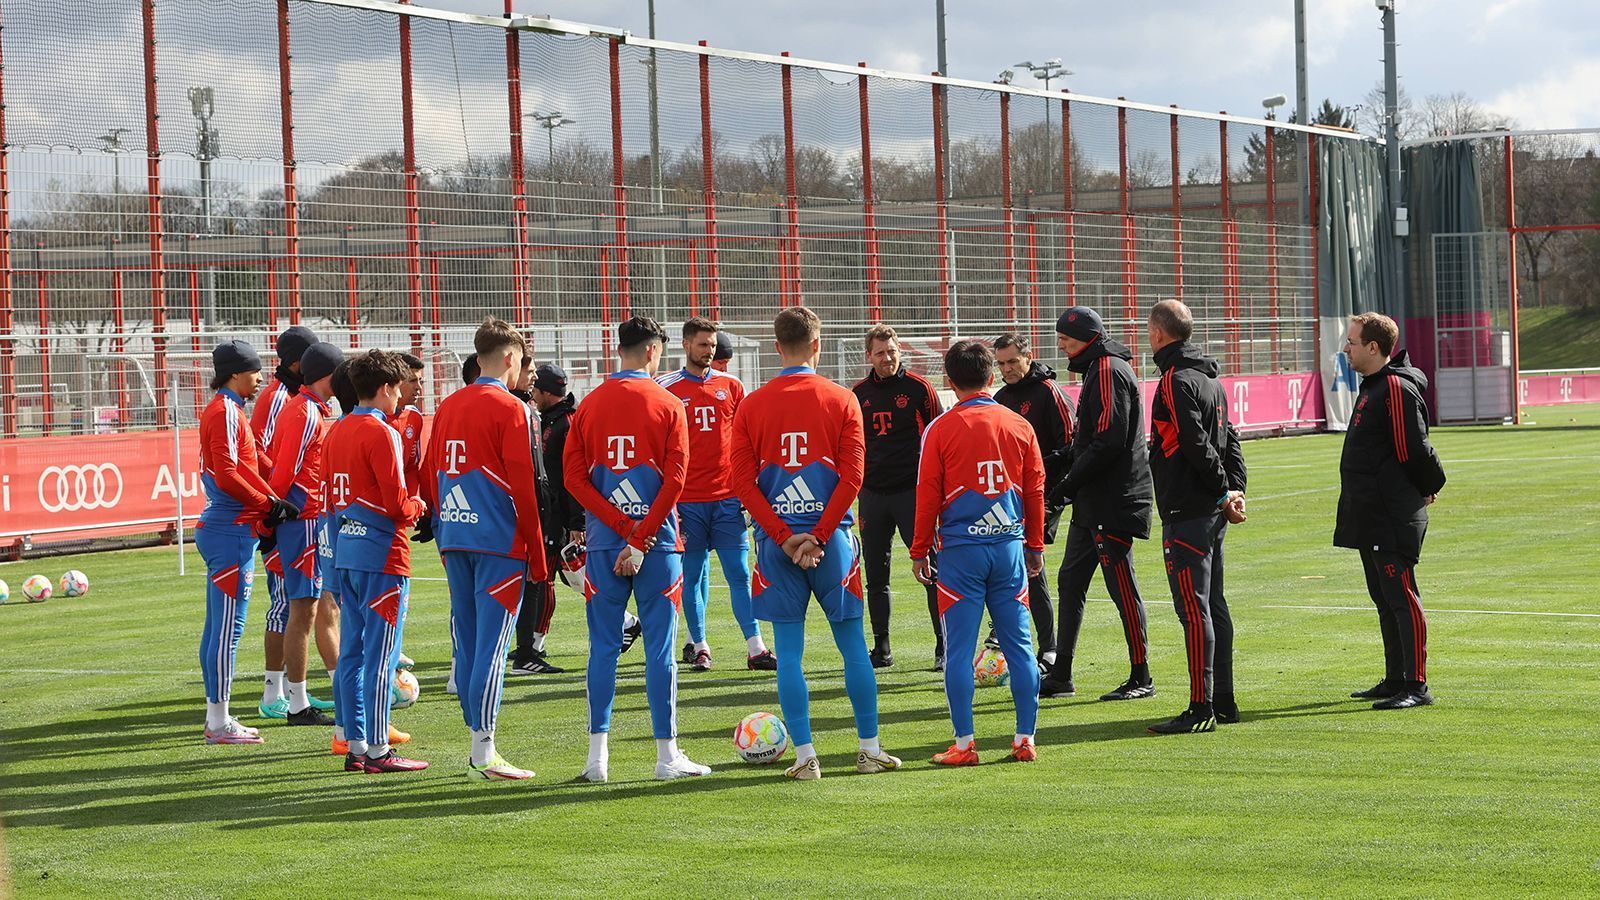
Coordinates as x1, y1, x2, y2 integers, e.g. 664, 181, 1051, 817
193, 297, 1446, 780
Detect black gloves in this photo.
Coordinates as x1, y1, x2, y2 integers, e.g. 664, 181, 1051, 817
411, 516, 435, 544
263, 498, 301, 531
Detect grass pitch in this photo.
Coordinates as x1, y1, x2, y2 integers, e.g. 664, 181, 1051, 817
2, 405, 1598, 898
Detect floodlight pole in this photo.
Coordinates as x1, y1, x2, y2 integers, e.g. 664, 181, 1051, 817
189, 86, 219, 327
935, 0, 950, 198
1016, 60, 1070, 191
1380, 0, 1405, 319
1294, 0, 1309, 228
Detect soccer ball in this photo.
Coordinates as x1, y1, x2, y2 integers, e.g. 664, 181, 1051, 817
21, 574, 52, 603
0, 579, 9, 604
974, 647, 1010, 688
59, 570, 89, 598
733, 711, 789, 764
391, 669, 420, 709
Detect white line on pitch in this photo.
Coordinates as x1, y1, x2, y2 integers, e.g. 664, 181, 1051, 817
1264, 604, 1600, 619
1247, 487, 1338, 502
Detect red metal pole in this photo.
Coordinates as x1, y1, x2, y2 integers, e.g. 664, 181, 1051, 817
857, 62, 881, 321
189, 265, 202, 413
1266, 126, 1280, 370
505, 0, 532, 327
932, 78, 951, 340
399, 2, 424, 357
608, 39, 632, 312
1220, 117, 1239, 367
265, 260, 278, 328
113, 270, 128, 418
1170, 106, 1183, 300
1061, 98, 1075, 306
1026, 217, 1040, 344
599, 247, 612, 327
782, 52, 802, 308
0, 0, 13, 438
140, 0, 169, 427
1000, 92, 1016, 324
1118, 101, 1137, 361
687, 243, 701, 318
1505, 132, 1521, 423
428, 251, 442, 353
698, 41, 721, 319
346, 254, 359, 347
38, 269, 51, 433
275, 0, 302, 326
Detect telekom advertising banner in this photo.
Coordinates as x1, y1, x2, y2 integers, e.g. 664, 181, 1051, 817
0, 430, 201, 540
1520, 372, 1600, 408
1057, 371, 1326, 434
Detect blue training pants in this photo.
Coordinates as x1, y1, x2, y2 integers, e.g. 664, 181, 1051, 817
336, 570, 409, 749
682, 546, 760, 643
937, 541, 1040, 737
197, 528, 258, 705
442, 551, 525, 734
584, 547, 683, 739
770, 617, 879, 748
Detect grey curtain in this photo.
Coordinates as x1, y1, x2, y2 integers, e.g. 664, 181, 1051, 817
1404, 141, 1486, 319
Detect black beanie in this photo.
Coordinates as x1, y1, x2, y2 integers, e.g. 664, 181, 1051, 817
213, 340, 263, 379
299, 342, 344, 386
714, 330, 734, 361
533, 363, 568, 396
275, 325, 318, 367
1054, 306, 1106, 343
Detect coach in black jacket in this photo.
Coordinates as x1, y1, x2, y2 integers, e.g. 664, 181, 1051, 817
1145, 300, 1247, 735
993, 333, 1069, 668
510, 363, 583, 675
1041, 307, 1157, 702
1336, 313, 1446, 711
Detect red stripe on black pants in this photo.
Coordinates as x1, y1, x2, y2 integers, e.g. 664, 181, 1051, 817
1161, 513, 1230, 707
1052, 523, 1150, 677
1358, 549, 1428, 686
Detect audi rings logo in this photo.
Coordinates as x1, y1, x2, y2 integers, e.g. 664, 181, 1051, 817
38, 464, 125, 512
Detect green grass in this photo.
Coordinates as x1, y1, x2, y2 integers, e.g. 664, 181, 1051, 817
4, 407, 1600, 898
1517, 305, 1600, 369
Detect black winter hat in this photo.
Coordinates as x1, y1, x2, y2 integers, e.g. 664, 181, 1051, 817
275, 325, 318, 368
299, 342, 344, 385
213, 340, 263, 379
714, 330, 734, 361
533, 363, 568, 396
1054, 306, 1105, 343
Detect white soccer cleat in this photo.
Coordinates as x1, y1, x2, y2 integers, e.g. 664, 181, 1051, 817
784, 756, 821, 780
575, 761, 609, 784
856, 748, 902, 774
655, 754, 712, 781
467, 754, 534, 781
204, 718, 264, 745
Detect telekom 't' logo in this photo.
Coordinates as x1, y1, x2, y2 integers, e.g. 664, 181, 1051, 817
444, 440, 468, 475
779, 432, 808, 467
693, 406, 716, 432
331, 472, 352, 508
607, 435, 636, 470
976, 459, 1006, 494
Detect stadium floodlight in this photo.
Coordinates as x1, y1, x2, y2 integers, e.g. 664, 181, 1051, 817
1010, 58, 1074, 193
527, 111, 577, 170
994, 69, 1014, 85
98, 127, 131, 235
1262, 94, 1289, 119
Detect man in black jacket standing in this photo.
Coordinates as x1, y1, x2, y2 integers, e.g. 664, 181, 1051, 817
1144, 300, 1247, 734
510, 363, 583, 675
1337, 313, 1446, 710
853, 324, 945, 670
1041, 307, 1157, 702
993, 333, 1067, 672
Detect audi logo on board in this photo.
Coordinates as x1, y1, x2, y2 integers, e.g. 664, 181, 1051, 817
37, 463, 125, 513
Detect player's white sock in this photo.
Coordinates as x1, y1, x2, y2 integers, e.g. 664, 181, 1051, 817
794, 742, 817, 764
286, 680, 309, 714
366, 741, 390, 759
263, 670, 285, 704
955, 734, 975, 751
531, 632, 547, 653
859, 736, 881, 756
622, 611, 640, 630
333, 725, 346, 741
447, 659, 458, 695
1041, 651, 1057, 667
746, 635, 769, 655
655, 738, 681, 765
588, 732, 610, 767
326, 668, 337, 689
471, 729, 496, 767
349, 738, 369, 757
205, 702, 228, 731
1014, 733, 1034, 745
693, 640, 710, 654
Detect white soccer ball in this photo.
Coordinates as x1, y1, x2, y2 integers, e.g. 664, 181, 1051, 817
733, 711, 789, 764
59, 570, 89, 598
0, 579, 9, 604
21, 574, 52, 603
391, 669, 420, 709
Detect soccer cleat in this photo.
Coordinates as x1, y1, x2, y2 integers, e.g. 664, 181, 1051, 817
575, 761, 609, 784
869, 647, 894, 669
468, 753, 535, 781
331, 736, 349, 756
856, 749, 902, 774
511, 652, 566, 675
984, 628, 1001, 650
286, 706, 335, 727
691, 649, 713, 672
1100, 678, 1157, 702
747, 650, 778, 671
680, 642, 696, 664
931, 744, 980, 767
1213, 694, 1240, 724
344, 752, 368, 772
257, 697, 290, 720
204, 718, 265, 745
361, 751, 429, 773
784, 756, 822, 780
930, 653, 946, 673
396, 653, 415, 670
1147, 706, 1217, 735
306, 695, 336, 712
620, 620, 643, 654
1010, 739, 1038, 762
1351, 680, 1404, 700
388, 724, 411, 745
655, 754, 712, 780
1038, 677, 1077, 698
1373, 687, 1434, 710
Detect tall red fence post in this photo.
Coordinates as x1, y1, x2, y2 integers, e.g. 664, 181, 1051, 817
857, 62, 881, 322
266, 260, 279, 327
188, 264, 202, 414
1220, 117, 1240, 367
399, 2, 424, 357
697, 42, 721, 320
608, 39, 631, 313
931, 77, 951, 340
599, 247, 613, 327
140, 0, 169, 427
1505, 132, 1521, 423
345, 232, 359, 347
1266, 125, 1280, 370
112, 270, 128, 417
1026, 217, 1040, 343
275, 0, 302, 326
505, 1, 532, 327
999, 92, 1016, 324
1117, 101, 1137, 362
37, 269, 51, 433
1061, 98, 1075, 306
0, 0, 13, 438
1170, 106, 1183, 300
781, 52, 802, 308
687, 243, 701, 317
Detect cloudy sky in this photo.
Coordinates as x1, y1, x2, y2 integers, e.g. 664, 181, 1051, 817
429, 0, 1600, 129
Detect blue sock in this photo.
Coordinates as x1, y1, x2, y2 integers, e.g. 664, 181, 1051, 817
682, 548, 710, 644
828, 617, 879, 740
772, 619, 811, 747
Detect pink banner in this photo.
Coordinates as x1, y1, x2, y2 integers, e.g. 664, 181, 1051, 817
1059, 370, 1325, 433
0, 429, 201, 541
1519, 373, 1600, 407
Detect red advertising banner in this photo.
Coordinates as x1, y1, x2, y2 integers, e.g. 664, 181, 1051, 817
1519, 373, 1600, 407
1057, 371, 1326, 434
0, 429, 200, 540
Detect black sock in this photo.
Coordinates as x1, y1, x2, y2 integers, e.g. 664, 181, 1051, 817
1131, 662, 1150, 684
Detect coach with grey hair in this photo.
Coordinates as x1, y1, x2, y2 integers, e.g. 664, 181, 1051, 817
1144, 299, 1247, 735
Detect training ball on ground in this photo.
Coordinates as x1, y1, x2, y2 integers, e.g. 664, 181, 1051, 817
59, 570, 89, 598
733, 711, 789, 764
975, 647, 1010, 688
21, 574, 52, 603
0, 579, 9, 604
391, 669, 420, 709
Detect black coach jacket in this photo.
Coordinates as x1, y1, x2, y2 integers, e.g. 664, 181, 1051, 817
539, 393, 585, 536
995, 361, 1076, 492
1148, 341, 1247, 524
853, 365, 943, 494
1048, 336, 1153, 539
1333, 350, 1447, 561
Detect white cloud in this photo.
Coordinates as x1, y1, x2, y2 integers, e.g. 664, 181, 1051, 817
1486, 59, 1600, 129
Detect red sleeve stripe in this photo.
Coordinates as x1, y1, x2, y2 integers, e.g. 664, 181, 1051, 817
908, 371, 939, 419
1097, 358, 1114, 432
1046, 379, 1074, 439
1387, 375, 1409, 463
